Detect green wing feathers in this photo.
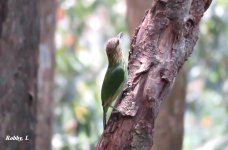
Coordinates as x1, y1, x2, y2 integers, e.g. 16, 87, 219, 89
101, 65, 126, 129
101, 65, 126, 107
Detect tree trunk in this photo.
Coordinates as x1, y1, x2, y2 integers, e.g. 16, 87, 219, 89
126, 1, 187, 150
126, 0, 151, 36
152, 68, 186, 150
0, 0, 39, 149
35, 0, 56, 149
96, 0, 212, 149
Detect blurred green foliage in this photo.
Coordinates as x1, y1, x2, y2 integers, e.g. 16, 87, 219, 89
53, 0, 228, 150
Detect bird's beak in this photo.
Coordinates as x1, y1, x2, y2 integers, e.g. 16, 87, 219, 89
117, 32, 123, 40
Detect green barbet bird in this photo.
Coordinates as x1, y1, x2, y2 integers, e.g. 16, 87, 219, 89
101, 33, 127, 129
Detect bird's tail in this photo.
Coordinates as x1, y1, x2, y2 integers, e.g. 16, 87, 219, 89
103, 107, 107, 130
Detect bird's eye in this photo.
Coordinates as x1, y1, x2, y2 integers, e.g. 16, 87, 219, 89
116, 40, 119, 46
114, 40, 119, 49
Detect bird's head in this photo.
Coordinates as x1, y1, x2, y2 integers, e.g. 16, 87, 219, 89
106, 32, 123, 57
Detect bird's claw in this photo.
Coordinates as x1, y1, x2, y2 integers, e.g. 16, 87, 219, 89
109, 105, 121, 114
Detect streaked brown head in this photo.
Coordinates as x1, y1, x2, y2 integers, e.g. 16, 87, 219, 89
106, 38, 120, 56
106, 32, 123, 56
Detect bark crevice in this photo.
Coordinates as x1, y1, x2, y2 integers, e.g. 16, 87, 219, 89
0, 1, 8, 37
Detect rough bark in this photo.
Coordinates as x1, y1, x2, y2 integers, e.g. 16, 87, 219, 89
96, 0, 212, 149
126, 1, 187, 150
0, 0, 39, 149
35, 0, 56, 149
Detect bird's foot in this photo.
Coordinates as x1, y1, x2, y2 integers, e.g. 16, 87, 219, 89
109, 105, 121, 114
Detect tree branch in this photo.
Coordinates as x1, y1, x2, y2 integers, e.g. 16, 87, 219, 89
96, 0, 212, 149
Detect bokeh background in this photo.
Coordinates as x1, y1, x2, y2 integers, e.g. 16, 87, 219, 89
52, 0, 228, 149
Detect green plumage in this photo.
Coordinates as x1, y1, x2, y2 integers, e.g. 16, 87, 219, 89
101, 33, 127, 129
